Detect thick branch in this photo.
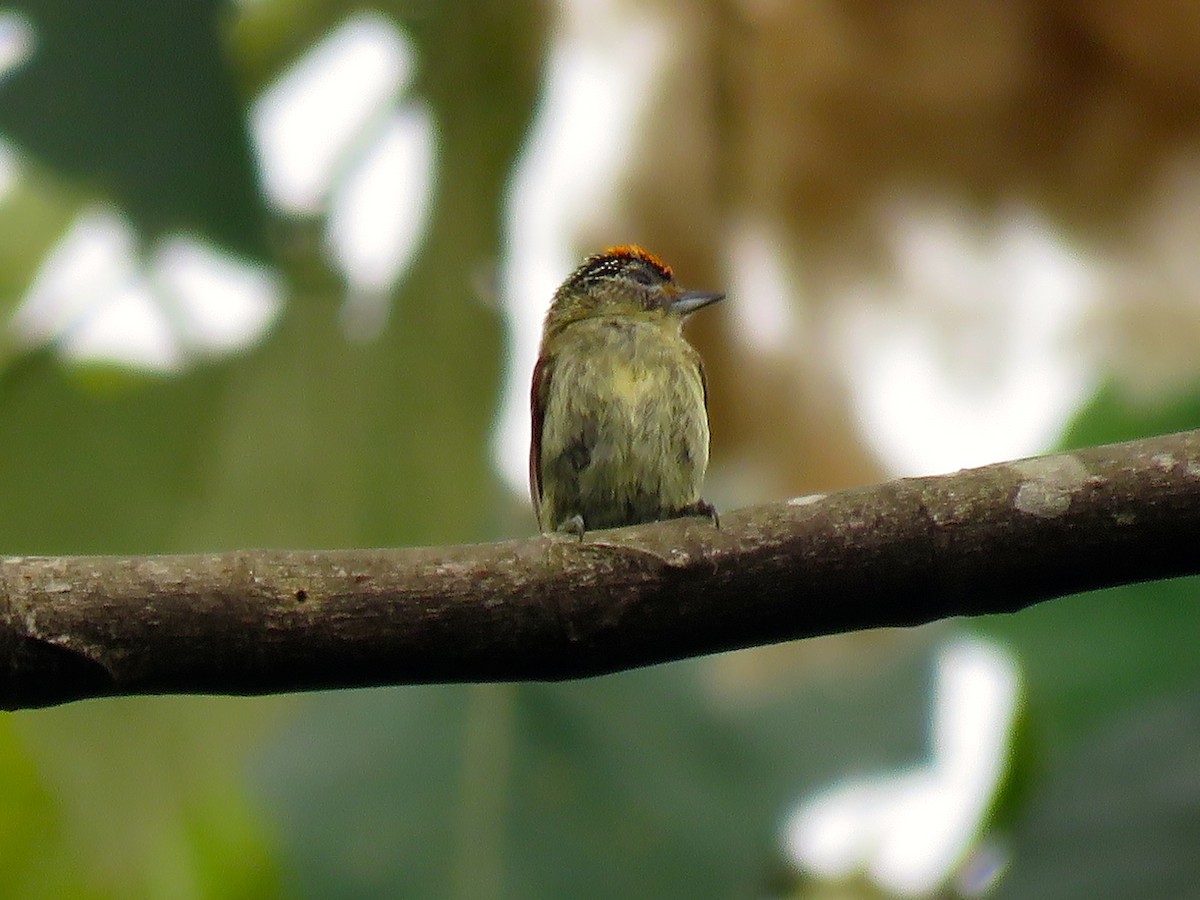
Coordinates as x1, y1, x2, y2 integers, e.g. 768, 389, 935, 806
3, 430, 1199, 710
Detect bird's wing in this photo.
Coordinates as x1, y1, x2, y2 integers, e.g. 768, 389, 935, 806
529, 352, 553, 529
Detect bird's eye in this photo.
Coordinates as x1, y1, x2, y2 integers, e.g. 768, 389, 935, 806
629, 268, 655, 286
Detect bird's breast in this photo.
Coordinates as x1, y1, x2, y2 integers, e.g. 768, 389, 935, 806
537, 316, 710, 529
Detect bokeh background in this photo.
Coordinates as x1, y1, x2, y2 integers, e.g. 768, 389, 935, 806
2, 1, 1200, 897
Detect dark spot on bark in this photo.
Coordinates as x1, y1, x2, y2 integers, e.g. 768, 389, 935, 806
295, 589, 308, 602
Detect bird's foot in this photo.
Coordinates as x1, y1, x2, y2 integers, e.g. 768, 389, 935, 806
679, 499, 719, 529
557, 514, 586, 541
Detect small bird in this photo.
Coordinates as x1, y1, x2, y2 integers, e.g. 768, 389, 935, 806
530, 245, 723, 535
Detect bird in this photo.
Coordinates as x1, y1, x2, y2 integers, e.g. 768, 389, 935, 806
529, 245, 723, 536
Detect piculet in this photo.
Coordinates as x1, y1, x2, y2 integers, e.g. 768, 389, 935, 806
530, 245, 723, 536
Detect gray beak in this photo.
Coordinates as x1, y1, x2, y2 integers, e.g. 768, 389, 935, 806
670, 290, 724, 315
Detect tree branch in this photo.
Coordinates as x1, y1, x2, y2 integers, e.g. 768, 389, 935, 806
2, 430, 1199, 710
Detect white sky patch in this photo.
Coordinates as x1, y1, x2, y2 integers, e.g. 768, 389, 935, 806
149, 235, 283, 357
327, 101, 437, 338
784, 637, 1020, 897
251, 12, 437, 333
727, 218, 801, 353
835, 203, 1101, 477
0, 6, 33, 199
0, 4, 33, 200
62, 279, 181, 371
10, 207, 283, 371
251, 12, 416, 215
492, 0, 673, 496
0, 10, 34, 79
11, 208, 143, 347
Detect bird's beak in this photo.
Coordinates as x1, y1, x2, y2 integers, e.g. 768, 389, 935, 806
670, 290, 724, 315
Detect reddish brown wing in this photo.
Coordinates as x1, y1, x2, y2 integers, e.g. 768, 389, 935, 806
529, 353, 553, 529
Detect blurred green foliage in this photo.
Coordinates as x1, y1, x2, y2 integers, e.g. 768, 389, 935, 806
252, 653, 931, 898
0, 1, 1198, 898
980, 382, 1200, 898
0, 0, 267, 257
978, 381, 1200, 754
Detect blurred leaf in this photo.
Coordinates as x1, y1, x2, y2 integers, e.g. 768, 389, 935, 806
0, 164, 84, 320
1059, 379, 1200, 451
974, 381, 1200, 893
0, 352, 230, 555
0, 0, 267, 257
0, 718, 87, 898
231, 0, 358, 94
975, 380, 1200, 752
253, 647, 933, 899
977, 579, 1200, 754
995, 686, 1200, 900
10, 697, 287, 899
172, 270, 506, 550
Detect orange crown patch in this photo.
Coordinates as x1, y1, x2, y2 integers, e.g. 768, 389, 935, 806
598, 245, 673, 279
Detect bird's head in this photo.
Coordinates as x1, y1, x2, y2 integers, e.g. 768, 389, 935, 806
543, 245, 724, 336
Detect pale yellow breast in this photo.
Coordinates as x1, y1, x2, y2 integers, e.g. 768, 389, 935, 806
537, 313, 709, 529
